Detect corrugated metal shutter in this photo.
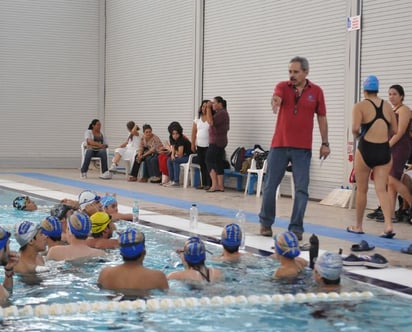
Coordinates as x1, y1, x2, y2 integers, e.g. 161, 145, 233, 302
361, 0, 412, 103
0, 0, 103, 168
105, 0, 197, 146
203, 0, 347, 199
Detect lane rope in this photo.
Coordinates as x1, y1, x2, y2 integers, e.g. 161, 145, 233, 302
0, 291, 373, 319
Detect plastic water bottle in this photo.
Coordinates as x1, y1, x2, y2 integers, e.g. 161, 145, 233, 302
132, 200, 140, 223
235, 209, 246, 250
189, 203, 198, 230
309, 233, 319, 269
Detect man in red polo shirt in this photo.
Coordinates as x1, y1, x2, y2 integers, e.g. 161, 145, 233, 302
259, 56, 331, 240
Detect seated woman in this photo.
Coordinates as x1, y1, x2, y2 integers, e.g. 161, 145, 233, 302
167, 237, 223, 283
110, 121, 141, 172
81, 119, 112, 179
271, 231, 307, 280
163, 122, 192, 187
128, 124, 163, 182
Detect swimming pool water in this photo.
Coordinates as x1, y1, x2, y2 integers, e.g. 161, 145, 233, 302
1, 188, 412, 331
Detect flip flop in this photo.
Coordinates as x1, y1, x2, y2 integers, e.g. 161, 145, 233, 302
346, 226, 365, 234
380, 231, 396, 239
401, 244, 412, 255
351, 240, 375, 252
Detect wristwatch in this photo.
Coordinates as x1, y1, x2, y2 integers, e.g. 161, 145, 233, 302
321, 142, 330, 147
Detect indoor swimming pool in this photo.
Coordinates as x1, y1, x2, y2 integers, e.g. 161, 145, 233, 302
0, 186, 411, 331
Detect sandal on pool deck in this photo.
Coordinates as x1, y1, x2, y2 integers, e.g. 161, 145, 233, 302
346, 226, 364, 234
351, 240, 375, 252
364, 253, 388, 269
380, 231, 396, 239
401, 244, 412, 255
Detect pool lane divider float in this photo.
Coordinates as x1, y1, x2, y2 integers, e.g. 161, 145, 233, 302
0, 291, 373, 319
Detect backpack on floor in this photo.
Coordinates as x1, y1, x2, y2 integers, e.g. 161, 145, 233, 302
230, 147, 246, 172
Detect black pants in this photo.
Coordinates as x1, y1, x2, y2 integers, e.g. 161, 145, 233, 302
196, 146, 211, 187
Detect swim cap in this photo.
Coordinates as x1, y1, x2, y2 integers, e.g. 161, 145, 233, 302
100, 195, 117, 208
363, 75, 379, 92
68, 212, 91, 237
315, 252, 343, 281
221, 223, 242, 248
274, 231, 300, 259
13, 196, 28, 210
0, 226, 11, 251
184, 237, 206, 265
78, 190, 101, 210
40, 216, 62, 238
14, 220, 40, 247
90, 212, 112, 234
50, 203, 73, 220
119, 228, 145, 259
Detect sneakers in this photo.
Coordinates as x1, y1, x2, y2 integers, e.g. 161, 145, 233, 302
81, 173, 87, 179
109, 164, 117, 172
366, 206, 382, 220
163, 181, 179, 187
99, 171, 112, 180
149, 176, 162, 183
375, 215, 399, 223
260, 225, 273, 237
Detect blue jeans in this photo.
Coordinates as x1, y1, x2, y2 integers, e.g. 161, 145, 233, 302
259, 147, 311, 234
81, 149, 108, 174
167, 155, 189, 182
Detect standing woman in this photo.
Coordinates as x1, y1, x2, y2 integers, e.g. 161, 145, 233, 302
347, 76, 397, 237
191, 100, 211, 190
81, 119, 112, 179
387, 85, 412, 221
205, 96, 230, 192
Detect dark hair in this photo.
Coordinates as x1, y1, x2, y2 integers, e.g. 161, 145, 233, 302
88, 119, 100, 130
290, 56, 309, 72
126, 121, 136, 131
142, 124, 152, 132
168, 121, 183, 135
322, 277, 340, 285
389, 84, 405, 102
214, 96, 227, 109
198, 100, 210, 118
48, 235, 62, 242
223, 244, 239, 254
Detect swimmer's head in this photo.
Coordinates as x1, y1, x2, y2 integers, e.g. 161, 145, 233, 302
184, 237, 206, 265
14, 220, 41, 247
40, 216, 63, 240
119, 228, 145, 260
68, 212, 91, 239
314, 252, 343, 282
274, 231, 300, 259
221, 223, 242, 252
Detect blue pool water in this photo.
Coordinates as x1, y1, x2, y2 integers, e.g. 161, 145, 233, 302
0, 187, 411, 331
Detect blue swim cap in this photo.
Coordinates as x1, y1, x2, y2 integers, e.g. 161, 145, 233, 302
13, 196, 28, 210
40, 216, 63, 238
315, 252, 343, 281
0, 226, 11, 251
221, 223, 242, 248
68, 213, 91, 237
119, 228, 145, 259
274, 231, 300, 259
100, 195, 117, 208
184, 237, 206, 265
363, 75, 379, 92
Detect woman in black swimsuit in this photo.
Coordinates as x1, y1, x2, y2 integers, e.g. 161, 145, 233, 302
348, 75, 397, 238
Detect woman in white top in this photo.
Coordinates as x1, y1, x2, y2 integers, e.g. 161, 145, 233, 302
110, 121, 141, 172
191, 100, 211, 190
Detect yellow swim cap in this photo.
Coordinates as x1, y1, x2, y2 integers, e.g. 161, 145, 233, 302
90, 212, 111, 234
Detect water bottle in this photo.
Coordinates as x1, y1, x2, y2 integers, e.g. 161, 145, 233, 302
235, 209, 246, 250
309, 233, 319, 269
189, 203, 198, 230
132, 200, 140, 223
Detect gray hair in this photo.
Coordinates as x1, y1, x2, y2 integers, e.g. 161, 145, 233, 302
290, 56, 309, 72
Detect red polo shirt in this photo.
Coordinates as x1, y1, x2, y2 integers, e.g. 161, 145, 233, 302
271, 80, 326, 149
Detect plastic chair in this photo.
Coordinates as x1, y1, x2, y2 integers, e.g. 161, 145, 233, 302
80, 142, 109, 175
180, 154, 202, 188
119, 150, 137, 179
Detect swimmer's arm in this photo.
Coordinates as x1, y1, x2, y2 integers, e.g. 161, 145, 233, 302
351, 103, 362, 138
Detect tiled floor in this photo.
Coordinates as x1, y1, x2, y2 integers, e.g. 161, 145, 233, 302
1, 168, 412, 294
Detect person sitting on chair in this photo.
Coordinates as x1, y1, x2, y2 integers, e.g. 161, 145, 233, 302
80, 119, 112, 180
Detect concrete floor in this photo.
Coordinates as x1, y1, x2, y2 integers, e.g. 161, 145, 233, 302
2, 167, 412, 272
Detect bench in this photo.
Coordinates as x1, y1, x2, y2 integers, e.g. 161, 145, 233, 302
224, 168, 257, 194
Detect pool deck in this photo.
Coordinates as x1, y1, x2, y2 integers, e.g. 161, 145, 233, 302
1, 168, 412, 295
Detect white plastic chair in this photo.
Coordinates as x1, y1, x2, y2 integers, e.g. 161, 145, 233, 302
119, 150, 137, 179
244, 159, 295, 199
80, 142, 109, 176
180, 154, 202, 188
